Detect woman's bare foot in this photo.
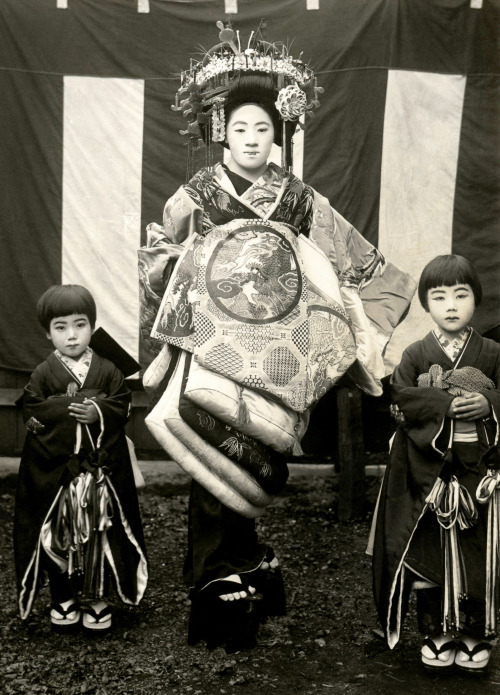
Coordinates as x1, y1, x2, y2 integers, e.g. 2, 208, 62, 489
455, 635, 492, 667
260, 555, 279, 571
218, 574, 257, 602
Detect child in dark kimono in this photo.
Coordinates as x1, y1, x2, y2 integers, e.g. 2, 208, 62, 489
14, 285, 148, 632
372, 255, 500, 673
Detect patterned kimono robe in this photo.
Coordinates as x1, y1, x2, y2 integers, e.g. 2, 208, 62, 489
138, 162, 415, 650
14, 349, 148, 619
139, 162, 416, 390
372, 328, 500, 648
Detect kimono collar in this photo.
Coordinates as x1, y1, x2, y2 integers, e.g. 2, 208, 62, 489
55, 347, 93, 387
433, 327, 471, 363
215, 162, 287, 221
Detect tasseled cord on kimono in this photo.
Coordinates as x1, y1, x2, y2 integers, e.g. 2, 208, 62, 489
418, 364, 500, 636
41, 414, 114, 602
476, 453, 500, 635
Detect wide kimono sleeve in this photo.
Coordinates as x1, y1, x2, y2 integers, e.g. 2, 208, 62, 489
390, 344, 453, 457
22, 358, 132, 460
137, 186, 196, 359
309, 188, 416, 394
476, 338, 500, 464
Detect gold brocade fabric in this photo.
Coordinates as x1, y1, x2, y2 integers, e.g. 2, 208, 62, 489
152, 218, 356, 412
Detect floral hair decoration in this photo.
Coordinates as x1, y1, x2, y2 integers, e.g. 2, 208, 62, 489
172, 20, 323, 174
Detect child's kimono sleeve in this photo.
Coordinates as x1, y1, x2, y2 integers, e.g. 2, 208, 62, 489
23, 362, 81, 459
391, 345, 453, 457
85, 362, 132, 452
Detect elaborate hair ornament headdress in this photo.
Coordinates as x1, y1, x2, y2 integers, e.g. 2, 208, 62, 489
172, 20, 323, 174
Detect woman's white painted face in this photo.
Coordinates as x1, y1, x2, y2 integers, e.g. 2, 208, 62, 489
226, 103, 275, 177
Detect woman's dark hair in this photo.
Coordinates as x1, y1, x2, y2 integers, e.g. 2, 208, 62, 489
223, 73, 283, 147
418, 254, 482, 311
200, 73, 296, 152
37, 284, 97, 331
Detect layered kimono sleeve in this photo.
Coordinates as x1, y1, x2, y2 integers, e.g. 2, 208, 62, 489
391, 345, 453, 457
309, 189, 416, 394
138, 187, 195, 358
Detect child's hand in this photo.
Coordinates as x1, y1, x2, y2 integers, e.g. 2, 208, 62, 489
449, 392, 490, 421
68, 399, 99, 424
446, 398, 459, 418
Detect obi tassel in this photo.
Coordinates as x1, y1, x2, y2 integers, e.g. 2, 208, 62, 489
476, 469, 500, 636
425, 475, 478, 633
234, 386, 250, 427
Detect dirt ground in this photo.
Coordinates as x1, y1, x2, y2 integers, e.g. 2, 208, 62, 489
1, 460, 499, 695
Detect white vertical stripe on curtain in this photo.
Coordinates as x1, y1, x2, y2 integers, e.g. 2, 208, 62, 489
379, 70, 466, 370
62, 76, 145, 365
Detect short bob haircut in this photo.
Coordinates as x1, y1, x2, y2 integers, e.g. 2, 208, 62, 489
37, 284, 97, 331
418, 254, 482, 311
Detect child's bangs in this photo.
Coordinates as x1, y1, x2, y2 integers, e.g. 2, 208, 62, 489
37, 284, 96, 330
429, 265, 471, 289
418, 254, 482, 309
50, 291, 91, 319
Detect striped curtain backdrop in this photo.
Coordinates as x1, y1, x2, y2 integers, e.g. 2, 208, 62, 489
0, 0, 498, 375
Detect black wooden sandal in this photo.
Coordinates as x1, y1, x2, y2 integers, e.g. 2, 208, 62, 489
213, 577, 263, 602
188, 578, 264, 652
249, 549, 286, 617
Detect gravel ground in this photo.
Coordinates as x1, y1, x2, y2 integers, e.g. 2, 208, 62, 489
0, 459, 499, 695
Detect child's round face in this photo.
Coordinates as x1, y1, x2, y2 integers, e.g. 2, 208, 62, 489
47, 314, 92, 359
426, 283, 475, 339
226, 103, 275, 178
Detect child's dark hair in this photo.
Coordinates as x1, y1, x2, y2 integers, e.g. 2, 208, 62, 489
418, 254, 482, 311
37, 285, 97, 331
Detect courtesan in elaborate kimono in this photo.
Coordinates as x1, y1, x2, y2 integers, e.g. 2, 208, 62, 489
372, 255, 500, 674
14, 285, 147, 632
139, 21, 415, 653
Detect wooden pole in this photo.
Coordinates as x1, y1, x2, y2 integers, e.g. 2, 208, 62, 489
336, 386, 365, 521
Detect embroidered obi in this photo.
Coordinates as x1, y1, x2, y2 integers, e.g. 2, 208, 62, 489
152, 217, 356, 412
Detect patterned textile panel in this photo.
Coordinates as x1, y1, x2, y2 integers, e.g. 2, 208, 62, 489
183, 356, 309, 455
145, 350, 274, 516
153, 218, 356, 411
178, 356, 289, 496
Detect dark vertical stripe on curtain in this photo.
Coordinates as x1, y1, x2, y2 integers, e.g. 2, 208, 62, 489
304, 68, 388, 247
452, 74, 500, 337
140, 77, 178, 240
0, 72, 63, 371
